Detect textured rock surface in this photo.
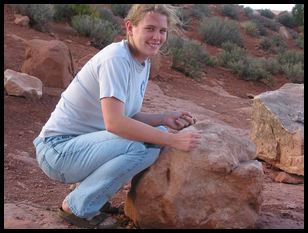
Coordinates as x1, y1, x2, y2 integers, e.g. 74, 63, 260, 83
250, 83, 304, 176
4, 69, 42, 99
21, 39, 75, 88
125, 121, 264, 229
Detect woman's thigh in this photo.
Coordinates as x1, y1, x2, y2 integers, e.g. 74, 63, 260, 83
47, 130, 146, 183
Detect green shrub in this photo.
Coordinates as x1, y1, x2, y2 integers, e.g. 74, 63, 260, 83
95, 6, 117, 24
53, 4, 94, 23
71, 15, 96, 37
232, 57, 271, 82
111, 4, 132, 18
243, 21, 259, 37
167, 35, 213, 79
191, 4, 211, 20
276, 12, 296, 28
260, 57, 281, 75
259, 9, 275, 19
11, 4, 54, 32
221, 4, 238, 20
198, 16, 243, 47
243, 7, 254, 18
277, 50, 304, 83
176, 7, 192, 30
71, 15, 121, 49
296, 35, 304, 49
218, 41, 246, 66
271, 35, 287, 53
281, 62, 304, 83
53, 4, 75, 22
259, 37, 272, 51
251, 14, 280, 32
94, 6, 121, 34
218, 42, 271, 82
292, 4, 304, 26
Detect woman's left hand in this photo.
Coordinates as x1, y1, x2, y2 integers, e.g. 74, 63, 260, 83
162, 111, 197, 130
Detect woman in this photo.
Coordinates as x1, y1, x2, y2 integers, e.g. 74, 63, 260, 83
33, 4, 201, 228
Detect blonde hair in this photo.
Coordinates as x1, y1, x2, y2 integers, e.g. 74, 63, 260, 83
125, 4, 181, 34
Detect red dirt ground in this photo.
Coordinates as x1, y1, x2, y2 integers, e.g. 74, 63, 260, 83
4, 4, 304, 229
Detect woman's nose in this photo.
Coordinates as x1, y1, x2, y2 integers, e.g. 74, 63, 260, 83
152, 30, 160, 40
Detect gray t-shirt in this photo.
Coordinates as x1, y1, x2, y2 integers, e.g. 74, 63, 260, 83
39, 40, 150, 138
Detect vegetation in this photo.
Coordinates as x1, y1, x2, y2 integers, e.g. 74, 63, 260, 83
218, 42, 272, 83
11, 4, 54, 32
111, 4, 132, 18
276, 12, 296, 28
198, 16, 243, 47
191, 4, 211, 20
242, 21, 259, 37
221, 4, 239, 20
8, 4, 304, 85
166, 35, 214, 79
277, 50, 304, 83
292, 4, 304, 27
259, 9, 275, 19
53, 4, 93, 22
71, 15, 121, 49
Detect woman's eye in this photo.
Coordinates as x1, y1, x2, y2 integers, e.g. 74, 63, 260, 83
146, 27, 154, 31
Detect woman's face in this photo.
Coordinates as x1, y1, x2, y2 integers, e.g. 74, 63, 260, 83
126, 12, 168, 63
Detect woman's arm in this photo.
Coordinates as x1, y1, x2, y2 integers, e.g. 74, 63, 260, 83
101, 97, 200, 152
133, 111, 196, 130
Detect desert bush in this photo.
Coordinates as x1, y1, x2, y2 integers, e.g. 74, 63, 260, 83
71, 15, 121, 49
53, 4, 75, 22
296, 35, 304, 49
292, 4, 304, 27
259, 35, 287, 53
259, 37, 273, 51
271, 34, 287, 53
243, 21, 259, 37
251, 14, 280, 32
243, 7, 254, 18
71, 15, 96, 37
90, 20, 121, 50
53, 4, 93, 22
276, 12, 296, 28
11, 4, 54, 32
176, 7, 192, 30
259, 9, 275, 19
277, 50, 304, 83
218, 42, 271, 82
198, 16, 243, 47
111, 4, 132, 18
260, 57, 281, 75
221, 4, 238, 20
166, 35, 214, 79
191, 4, 211, 20
95, 6, 117, 24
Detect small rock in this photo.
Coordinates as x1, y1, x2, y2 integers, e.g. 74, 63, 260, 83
274, 171, 304, 184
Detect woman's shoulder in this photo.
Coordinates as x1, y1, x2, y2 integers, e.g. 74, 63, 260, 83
95, 40, 130, 62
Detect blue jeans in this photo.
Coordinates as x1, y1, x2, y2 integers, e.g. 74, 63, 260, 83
33, 126, 167, 218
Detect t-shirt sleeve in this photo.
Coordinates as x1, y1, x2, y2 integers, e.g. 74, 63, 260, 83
98, 57, 130, 103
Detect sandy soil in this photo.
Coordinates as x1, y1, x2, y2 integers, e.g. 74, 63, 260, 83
4, 4, 304, 229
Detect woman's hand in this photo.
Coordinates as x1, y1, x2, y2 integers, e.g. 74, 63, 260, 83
169, 131, 202, 152
162, 111, 197, 130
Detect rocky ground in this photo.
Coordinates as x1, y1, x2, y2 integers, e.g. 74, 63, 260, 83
4, 4, 304, 229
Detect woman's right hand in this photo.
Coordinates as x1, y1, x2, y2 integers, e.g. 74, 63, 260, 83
169, 131, 202, 152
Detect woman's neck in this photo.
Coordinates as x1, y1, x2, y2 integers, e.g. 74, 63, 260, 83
127, 39, 146, 65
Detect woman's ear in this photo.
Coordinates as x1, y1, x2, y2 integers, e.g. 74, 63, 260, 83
125, 20, 133, 36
